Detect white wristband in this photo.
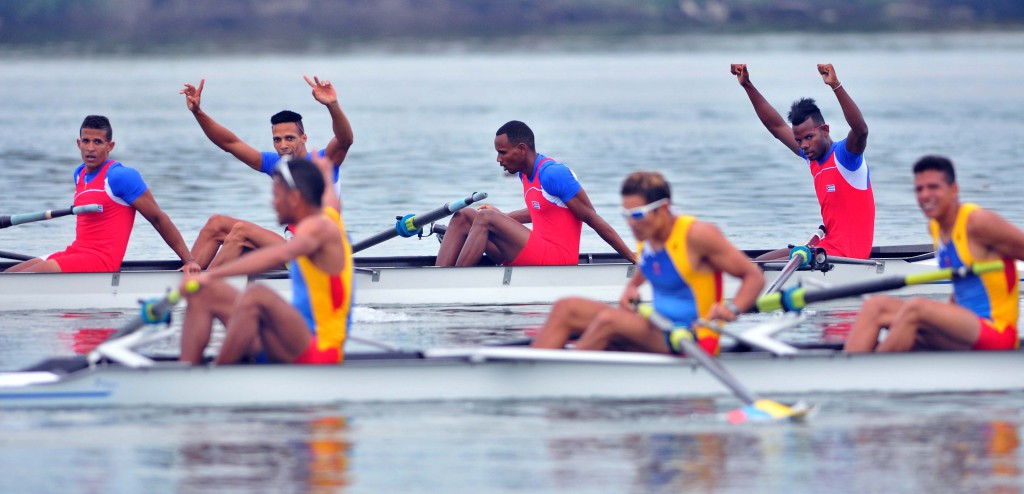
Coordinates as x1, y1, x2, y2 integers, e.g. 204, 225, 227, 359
832, 82, 843, 91
725, 301, 741, 314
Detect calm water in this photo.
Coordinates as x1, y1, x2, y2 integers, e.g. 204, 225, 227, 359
2, 32, 1024, 493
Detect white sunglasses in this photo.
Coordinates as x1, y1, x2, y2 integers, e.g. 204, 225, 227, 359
621, 198, 668, 221
277, 158, 297, 190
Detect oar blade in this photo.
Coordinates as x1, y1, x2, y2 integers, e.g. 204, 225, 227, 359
726, 399, 814, 424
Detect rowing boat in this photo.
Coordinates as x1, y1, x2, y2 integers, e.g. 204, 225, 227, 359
1, 345, 1020, 408
0, 244, 964, 311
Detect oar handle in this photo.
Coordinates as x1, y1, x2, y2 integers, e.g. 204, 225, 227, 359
755, 260, 1007, 313
351, 192, 489, 253
104, 281, 199, 341
763, 226, 827, 294
0, 204, 103, 229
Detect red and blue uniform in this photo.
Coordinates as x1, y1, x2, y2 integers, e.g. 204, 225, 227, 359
288, 207, 354, 364
46, 160, 147, 272
638, 215, 723, 355
803, 139, 874, 259
261, 149, 340, 184
930, 203, 1019, 350
510, 154, 583, 266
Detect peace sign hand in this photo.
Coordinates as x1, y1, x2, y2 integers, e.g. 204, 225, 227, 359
304, 75, 338, 106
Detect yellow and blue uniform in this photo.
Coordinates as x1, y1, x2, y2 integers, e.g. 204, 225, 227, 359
289, 207, 354, 363
638, 215, 723, 355
930, 203, 1019, 350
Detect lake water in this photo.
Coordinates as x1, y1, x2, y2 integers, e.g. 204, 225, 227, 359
1, 32, 1024, 493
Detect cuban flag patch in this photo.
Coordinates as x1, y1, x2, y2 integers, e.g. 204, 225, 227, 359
532, 200, 541, 209
826, 184, 836, 193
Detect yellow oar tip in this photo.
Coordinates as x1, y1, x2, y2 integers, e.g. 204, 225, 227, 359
185, 279, 201, 293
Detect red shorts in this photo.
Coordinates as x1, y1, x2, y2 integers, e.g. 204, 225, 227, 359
508, 235, 577, 266
46, 247, 119, 273
972, 319, 1019, 351
293, 338, 342, 364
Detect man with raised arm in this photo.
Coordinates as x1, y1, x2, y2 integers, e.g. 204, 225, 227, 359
532, 171, 764, 354
845, 156, 1023, 353
5, 115, 200, 275
178, 155, 353, 365
180, 75, 354, 269
436, 120, 636, 267
731, 63, 874, 259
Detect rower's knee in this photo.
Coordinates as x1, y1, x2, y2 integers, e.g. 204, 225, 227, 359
223, 221, 257, 247
199, 215, 238, 240
587, 309, 620, 339
895, 298, 928, 325
236, 284, 273, 313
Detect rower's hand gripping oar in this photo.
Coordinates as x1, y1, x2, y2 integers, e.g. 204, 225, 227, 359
351, 192, 488, 253
88, 280, 201, 367
638, 305, 812, 424
0, 204, 102, 229
755, 260, 1007, 313
763, 225, 826, 294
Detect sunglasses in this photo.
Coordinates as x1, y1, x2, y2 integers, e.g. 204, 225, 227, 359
277, 159, 297, 190
621, 198, 668, 221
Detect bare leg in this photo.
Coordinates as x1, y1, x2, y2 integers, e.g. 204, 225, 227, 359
216, 284, 312, 364
754, 247, 790, 261
179, 279, 240, 364
844, 296, 903, 352
878, 298, 980, 352
207, 220, 285, 269
532, 297, 609, 349
573, 308, 669, 353
455, 209, 531, 267
5, 258, 61, 273
435, 209, 476, 266
191, 215, 243, 269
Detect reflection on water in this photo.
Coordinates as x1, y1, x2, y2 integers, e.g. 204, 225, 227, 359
0, 395, 1018, 493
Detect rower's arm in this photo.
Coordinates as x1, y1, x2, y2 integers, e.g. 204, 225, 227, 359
132, 191, 200, 274
690, 221, 765, 313
731, 64, 801, 157
191, 109, 263, 171
968, 209, 1024, 261
204, 221, 329, 280
508, 208, 531, 224
566, 191, 637, 264
820, 64, 869, 155
305, 75, 354, 166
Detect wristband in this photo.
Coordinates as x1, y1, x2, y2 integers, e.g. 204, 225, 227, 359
725, 301, 741, 314
832, 82, 843, 91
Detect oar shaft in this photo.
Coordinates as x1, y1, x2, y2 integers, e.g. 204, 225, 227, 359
646, 311, 760, 405
756, 260, 1007, 312
763, 227, 826, 294
351, 192, 488, 253
107, 287, 186, 341
0, 204, 102, 229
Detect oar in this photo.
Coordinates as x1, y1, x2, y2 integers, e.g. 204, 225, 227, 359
755, 260, 1007, 313
0, 204, 102, 229
640, 306, 811, 424
104, 280, 200, 342
0, 250, 35, 261
763, 226, 826, 294
351, 192, 488, 253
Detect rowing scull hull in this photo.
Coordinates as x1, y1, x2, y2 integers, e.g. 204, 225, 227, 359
0, 245, 962, 311
0, 347, 1020, 408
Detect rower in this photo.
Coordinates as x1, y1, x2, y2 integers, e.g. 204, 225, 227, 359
731, 63, 874, 260
178, 155, 353, 364
845, 156, 1024, 352
531, 171, 765, 354
4, 115, 200, 275
180, 75, 354, 269
435, 120, 636, 266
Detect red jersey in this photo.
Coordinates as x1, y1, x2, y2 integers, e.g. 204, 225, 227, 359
808, 140, 874, 259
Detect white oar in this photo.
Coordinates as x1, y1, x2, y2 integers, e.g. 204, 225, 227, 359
763, 226, 826, 294
640, 306, 812, 424
0, 204, 102, 229
351, 192, 488, 253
